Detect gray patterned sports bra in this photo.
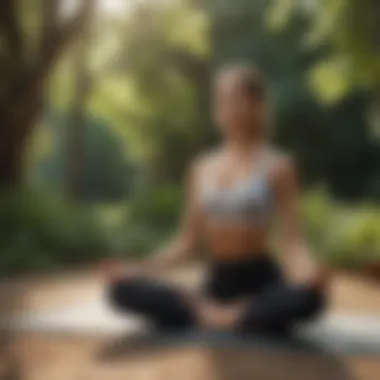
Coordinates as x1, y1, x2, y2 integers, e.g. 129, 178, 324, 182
201, 152, 275, 227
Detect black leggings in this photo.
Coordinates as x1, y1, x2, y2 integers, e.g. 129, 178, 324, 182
108, 255, 325, 333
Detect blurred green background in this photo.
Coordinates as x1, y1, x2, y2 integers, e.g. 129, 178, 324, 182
0, 0, 380, 274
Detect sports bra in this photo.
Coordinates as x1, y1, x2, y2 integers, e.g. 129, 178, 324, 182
200, 151, 275, 227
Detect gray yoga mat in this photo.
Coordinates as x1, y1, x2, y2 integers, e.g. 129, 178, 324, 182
2, 297, 380, 356
97, 321, 380, 358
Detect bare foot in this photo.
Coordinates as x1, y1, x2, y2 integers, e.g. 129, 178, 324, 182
197, 300, 246, 330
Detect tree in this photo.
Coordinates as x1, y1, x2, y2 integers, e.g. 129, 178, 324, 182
0, 0, 95, 187
65, 0, 96, 199
268, 0, 380, 105
89, 0, 212, 184
34, 113, 135, 202
267, 0, 380, 200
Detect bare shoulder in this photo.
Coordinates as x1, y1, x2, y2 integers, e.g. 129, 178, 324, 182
190, 148, 222, 179
266, 148, 297, 181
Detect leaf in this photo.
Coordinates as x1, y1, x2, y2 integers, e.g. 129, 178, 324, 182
308, 56, 353, 104
266, 0, 295, 32
303, 0, 346, 48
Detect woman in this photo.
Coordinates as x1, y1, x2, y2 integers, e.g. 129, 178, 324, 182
105, 63, 329, 334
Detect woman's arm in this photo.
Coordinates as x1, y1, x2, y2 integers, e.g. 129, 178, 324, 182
273, 155, 329, 289
137, 161, 205, 276
101, 160, 205, 281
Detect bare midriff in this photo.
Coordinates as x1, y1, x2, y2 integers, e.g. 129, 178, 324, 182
204, 224, 270, 261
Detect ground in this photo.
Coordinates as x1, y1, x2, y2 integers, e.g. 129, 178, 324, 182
0, 265, 380, 380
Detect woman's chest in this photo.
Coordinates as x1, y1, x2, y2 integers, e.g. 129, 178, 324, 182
200, 173, 273, 217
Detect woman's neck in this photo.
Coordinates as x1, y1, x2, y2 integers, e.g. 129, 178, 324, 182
225, 137, 265, 157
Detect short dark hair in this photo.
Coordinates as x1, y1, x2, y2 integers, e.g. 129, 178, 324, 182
215, 62, 266, 101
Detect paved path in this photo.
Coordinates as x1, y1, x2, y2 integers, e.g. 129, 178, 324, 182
0, 266, 380, 344
1, 265, 380, 315
0, 267, 380, 380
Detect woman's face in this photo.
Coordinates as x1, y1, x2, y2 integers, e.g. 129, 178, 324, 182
213, 72, 265, 138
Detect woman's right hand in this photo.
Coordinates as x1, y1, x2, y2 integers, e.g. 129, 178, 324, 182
98, 259, 143, 283
195, 298, 246, 329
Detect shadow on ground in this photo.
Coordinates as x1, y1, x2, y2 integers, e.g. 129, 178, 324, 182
97, 331, 354, 380
0, 282, 27, 380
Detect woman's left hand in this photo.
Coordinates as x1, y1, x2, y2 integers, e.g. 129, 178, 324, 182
195, 299, 247, 329
309, 267, 333, 291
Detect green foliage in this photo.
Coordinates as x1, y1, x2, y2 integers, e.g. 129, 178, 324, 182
0, 189, 113, 274
56, 0, 380, 202
120, 184, 184, 256
269, 0, 380, 104
121, 185, 380, 265
128, 185, 183, 227
202, 0, 380, 200
1, 183, 380, 274
88, 0, 212, 182
4, 0, 380, 275
309, 57, 353, 105
301, 187, 335, 253
334, 208, 380, 265
32, 113, 136, 201
302, 189, 380, 267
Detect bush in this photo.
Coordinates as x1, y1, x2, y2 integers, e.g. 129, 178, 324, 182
0, 189, 113, 274
127, 184, 183, 227
329, 208, 380, 267
120, 184, 184, 256
34, 115, 136, 202
301, 187, 336, 254
3, 184, 379, 274
122, 185, 380, 266
301, 188, 380, 268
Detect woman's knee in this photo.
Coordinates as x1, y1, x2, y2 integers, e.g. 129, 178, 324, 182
108, 278, 141, 310
297, 286, 326, 319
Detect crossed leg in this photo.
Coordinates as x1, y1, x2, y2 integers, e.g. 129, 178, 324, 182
108, 277, 325, 333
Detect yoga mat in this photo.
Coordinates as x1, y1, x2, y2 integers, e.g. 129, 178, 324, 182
1, 296, 380, 356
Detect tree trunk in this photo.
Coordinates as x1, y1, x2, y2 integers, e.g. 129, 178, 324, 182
0, 138, 25, 186
0, 0, 95, 188
65, 72, 92, 199
0, 84, 43, 187
65, 3, 95, 200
